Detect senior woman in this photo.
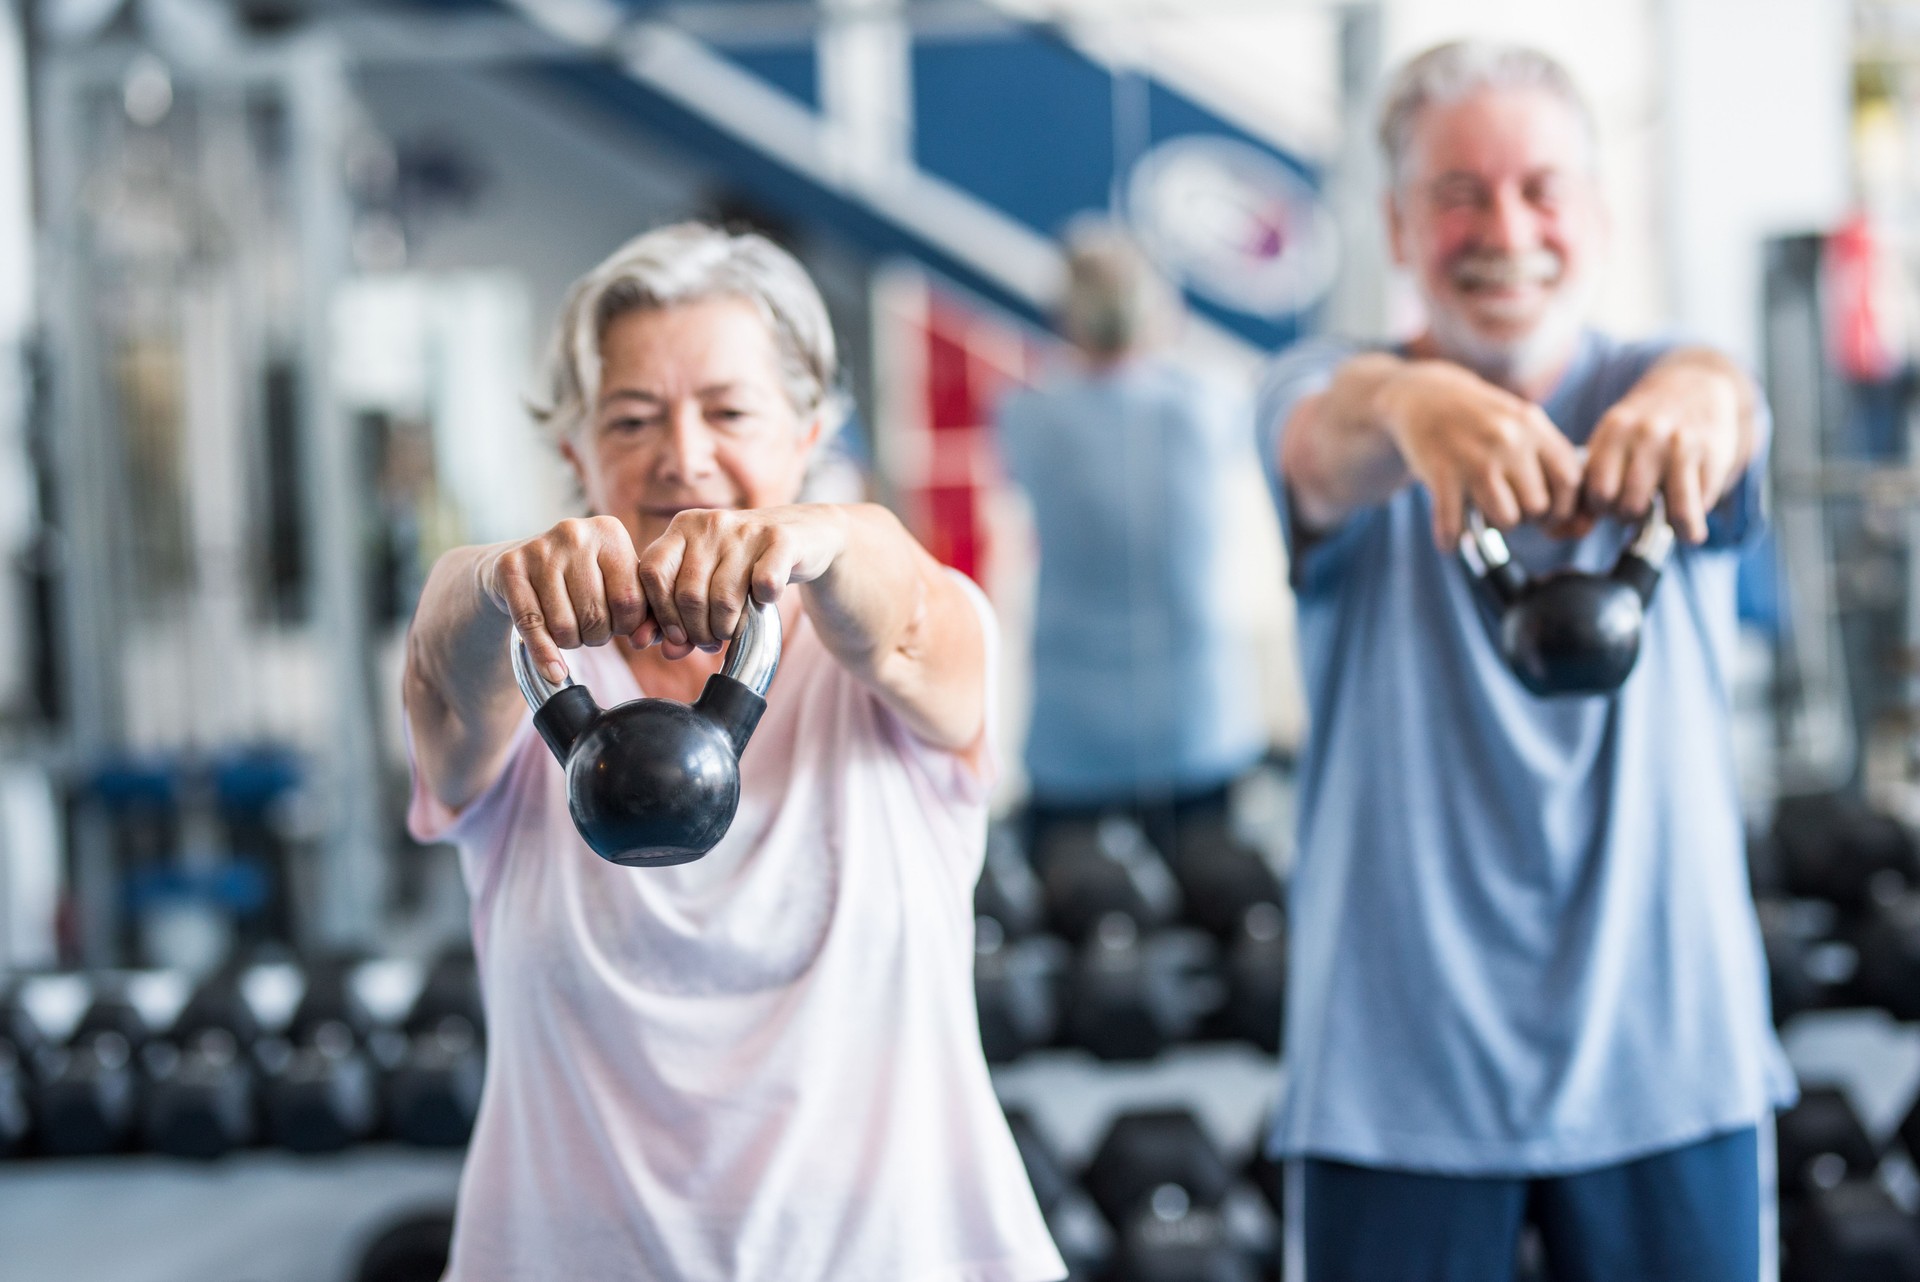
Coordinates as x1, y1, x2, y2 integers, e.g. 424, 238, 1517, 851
402, 223, 1065, 1282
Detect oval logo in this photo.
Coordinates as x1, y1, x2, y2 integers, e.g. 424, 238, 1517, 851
1126, 135, 1339, 318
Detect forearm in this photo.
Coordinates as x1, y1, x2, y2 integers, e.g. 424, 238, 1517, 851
402, 543, 528, 812
802, 503, 984, 750
1278, 352, 1417, 532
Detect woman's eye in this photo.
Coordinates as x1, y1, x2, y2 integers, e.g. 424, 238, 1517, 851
709, 408, 750, 426
608, 416, 660, 433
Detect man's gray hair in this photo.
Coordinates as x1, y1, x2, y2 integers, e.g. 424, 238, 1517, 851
1378, 40, 1598, 186
532, 221, 844, 441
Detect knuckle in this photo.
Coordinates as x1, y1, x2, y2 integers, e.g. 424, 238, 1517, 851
606, 587, 645, 617
513, 609, 546, 634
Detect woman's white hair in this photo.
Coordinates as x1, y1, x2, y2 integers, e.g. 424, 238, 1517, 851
1378, 40, 1598, 187
531, 221, 845, 442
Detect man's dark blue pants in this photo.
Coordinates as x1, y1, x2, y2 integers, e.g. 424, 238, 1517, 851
1303, 1127, 1762, 1282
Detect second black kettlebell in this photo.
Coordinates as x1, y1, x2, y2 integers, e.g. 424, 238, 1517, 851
1459, 502, 1673, 697
512, 599, 782, 866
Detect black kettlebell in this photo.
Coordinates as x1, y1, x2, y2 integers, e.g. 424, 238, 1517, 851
513, 598, 781, 866
1459, 501, 1673, 697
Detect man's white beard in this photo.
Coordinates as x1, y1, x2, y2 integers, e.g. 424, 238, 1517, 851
1423, 252, 1592, 392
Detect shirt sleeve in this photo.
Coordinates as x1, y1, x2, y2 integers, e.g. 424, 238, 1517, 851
405, 708, 536, 847
874, 568, 1001, 809
1256, 337, 1374, 594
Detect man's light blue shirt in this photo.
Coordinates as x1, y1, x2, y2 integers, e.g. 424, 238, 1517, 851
998, 356, 1266, 802
1260, 331, 1796, 1174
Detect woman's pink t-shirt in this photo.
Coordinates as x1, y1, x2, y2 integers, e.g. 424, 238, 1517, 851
407, 578, 1064, 1282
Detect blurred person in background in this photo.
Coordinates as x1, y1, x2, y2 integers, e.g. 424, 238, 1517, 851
1260, 41, 1791, 1281
996, 223, 1266, 861
402, 223, 1063, 1282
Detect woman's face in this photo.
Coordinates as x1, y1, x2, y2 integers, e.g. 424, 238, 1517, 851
564, 295, 821, 551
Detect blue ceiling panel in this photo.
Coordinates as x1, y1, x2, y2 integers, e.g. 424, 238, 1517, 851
911, 34, 1117, 241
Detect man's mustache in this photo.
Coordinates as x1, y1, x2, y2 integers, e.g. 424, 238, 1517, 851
1449, 248, 1563, 291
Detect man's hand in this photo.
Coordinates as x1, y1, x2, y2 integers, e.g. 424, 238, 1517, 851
1581, 349, 1754, 544
1376, 360, 1586, 550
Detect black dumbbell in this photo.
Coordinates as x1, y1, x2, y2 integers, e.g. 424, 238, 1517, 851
1167, 821, 1283, 942
1757, 898, 1856, 1025
34, 987, 150, 1156
1851, 892, 1920, 1021
1784, 1180, 1920, 1282
1034, 818, 1180, 945
385, 951, 485, 1147
143, 969, 263, 1159
0, 987, 44, 1157
1775, 793, 1918, 913
1895, 1086, 1920, 1171
975, 919, 1064, 1064
264, 959, 382, 1153
1003, 1108, 1111, 1280
977, 825, 1047, 939
354, 1208, 456, 1282
1778, 1085, 1879, 1199
1210, 904, 1286, 1055
1006, 1107, 1071, 1216
1063, 915, 1214, 1061
1084, 1110, 1254, 1282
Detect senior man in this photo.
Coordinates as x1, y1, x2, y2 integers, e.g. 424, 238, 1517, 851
1262, 41, 1795, 1281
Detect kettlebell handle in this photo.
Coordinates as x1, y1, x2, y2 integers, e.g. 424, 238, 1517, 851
510, 597, 784, 714
1459, 496, 1674, 596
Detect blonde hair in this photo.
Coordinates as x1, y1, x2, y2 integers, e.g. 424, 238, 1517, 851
1055, 220, 1181, 358
531, 222, 845, 441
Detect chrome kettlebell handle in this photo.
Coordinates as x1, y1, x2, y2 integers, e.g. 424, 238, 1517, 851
1458, 495, 1673, 580
510, 597, 784, 713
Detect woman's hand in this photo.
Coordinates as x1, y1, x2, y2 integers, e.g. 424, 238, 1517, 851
480, 507, 853, 680
635, 506, 848, 659
479, 515, 652, 685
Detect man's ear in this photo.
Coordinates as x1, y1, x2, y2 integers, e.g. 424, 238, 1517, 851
1385, 190, 1411, 268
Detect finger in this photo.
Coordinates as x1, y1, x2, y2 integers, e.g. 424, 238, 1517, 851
673, 540, 722, 649
494, 552, 569, 686
1473, 470, 1524, 531
1616, 433, 1668, 520
1666, 454, 1707, 544
1508, 450, 1553, 523
598, 540, 648, 639
562, 551, 612, 648
1538, 431, 1586, 524
1429, 476, 1465, 552
749, 531, 798, 606
1582, 410, 1632, 510
704, 543, 757, 650
637, 531, 689, 649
